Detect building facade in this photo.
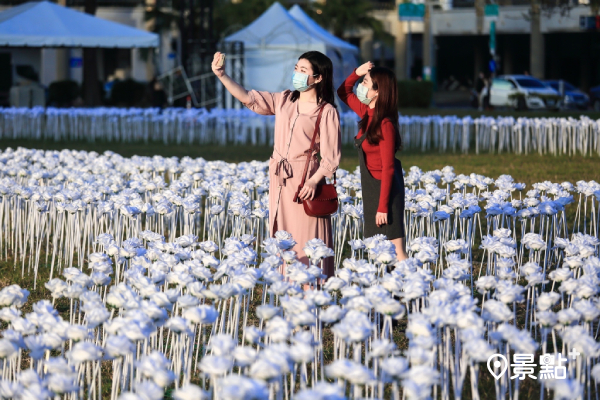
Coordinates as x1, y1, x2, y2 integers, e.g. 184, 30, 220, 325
360, 0, 599, 91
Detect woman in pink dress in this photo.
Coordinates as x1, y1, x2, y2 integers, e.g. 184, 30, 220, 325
211, 51, 341, 278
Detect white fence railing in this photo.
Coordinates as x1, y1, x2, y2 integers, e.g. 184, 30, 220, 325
0, 107, 598, 156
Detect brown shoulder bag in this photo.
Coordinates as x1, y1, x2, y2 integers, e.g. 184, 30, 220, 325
292, 104, 339, 217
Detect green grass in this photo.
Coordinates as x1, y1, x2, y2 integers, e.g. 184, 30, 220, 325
395, 151, 600, 187
2, 139, 598, 188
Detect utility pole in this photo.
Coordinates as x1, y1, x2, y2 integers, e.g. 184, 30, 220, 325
393, 0, 407, 80
475, 0, 484, 34
55, 0, 68, 81
474, 0, 485, 84
530, 0, 545, 78
422, 0, 434, 83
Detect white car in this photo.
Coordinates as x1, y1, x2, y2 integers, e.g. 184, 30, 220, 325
489, 75, 560, 110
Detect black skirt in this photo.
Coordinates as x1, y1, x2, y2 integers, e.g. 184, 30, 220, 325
354, 134, 406, 240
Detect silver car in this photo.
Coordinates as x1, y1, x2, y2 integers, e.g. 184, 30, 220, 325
489, 75, 560, 111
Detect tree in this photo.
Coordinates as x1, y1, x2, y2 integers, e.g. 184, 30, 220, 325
213, 0, 277, 40
144, 0, 180, 35
145, 0, 221, 74
143, 0, 180, 65
307, 0, 393, 45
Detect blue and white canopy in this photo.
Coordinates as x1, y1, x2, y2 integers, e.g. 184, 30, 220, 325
0, 1, 158, 48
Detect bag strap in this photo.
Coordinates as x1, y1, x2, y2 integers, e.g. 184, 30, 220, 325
293, 103, 326, 203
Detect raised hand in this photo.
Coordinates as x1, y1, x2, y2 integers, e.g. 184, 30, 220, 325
211, 52, 226, 78
356, 61, 375, 77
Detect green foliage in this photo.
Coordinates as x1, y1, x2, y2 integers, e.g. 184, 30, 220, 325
110, 79, 148, 107
397, 80, 433, 108
508, 92, 560, 101
144, 2, 179, 34
529, 93, 561, 101
308, 0, 393, 46
146, 0, 278, 42
145, 0, 393, 51
47, 80, 80, 107
214, 0, 277, 40
507, 92, 561, 110
507, 92, 526, 101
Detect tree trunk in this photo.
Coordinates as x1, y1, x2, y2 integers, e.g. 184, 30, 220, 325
393, 0, 407, 80
529, 0, 545, 79
475, 0, 485, 34
422, 0, 433, 81
83, 0, 101, 106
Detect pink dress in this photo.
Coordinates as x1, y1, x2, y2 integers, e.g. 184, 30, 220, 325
243, 90, 341, 277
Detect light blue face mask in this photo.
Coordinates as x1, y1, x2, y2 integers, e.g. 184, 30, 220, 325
356, 83, 376, 105
292, 71, 317, 92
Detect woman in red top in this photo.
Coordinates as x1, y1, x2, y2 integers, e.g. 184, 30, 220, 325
338, 62, 408, 261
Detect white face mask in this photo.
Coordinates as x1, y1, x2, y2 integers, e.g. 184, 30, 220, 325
292, 71, 317, 92
356, 83, 376, 105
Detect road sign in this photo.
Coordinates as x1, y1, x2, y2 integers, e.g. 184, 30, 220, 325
485, 4, 499, 18
69, 57, 82, 68
399, 3, 425, 22
489, 20, 496, 55
580, 15, 600, 30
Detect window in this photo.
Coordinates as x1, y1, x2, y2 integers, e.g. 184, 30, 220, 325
515, 78, 546, 89
550, 81, 576, 91
492, 79, 514, 90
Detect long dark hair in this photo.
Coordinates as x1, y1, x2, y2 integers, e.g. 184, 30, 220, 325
290, 51, 336, 106
358, 67, 402, 151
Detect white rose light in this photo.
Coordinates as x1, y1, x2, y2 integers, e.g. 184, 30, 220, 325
2, 147, 600, 399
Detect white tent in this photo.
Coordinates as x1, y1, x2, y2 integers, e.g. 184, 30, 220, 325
0, 1, 158, 48
224, 2, 357, 95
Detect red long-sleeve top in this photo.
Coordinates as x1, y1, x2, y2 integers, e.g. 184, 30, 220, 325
337, 70, 396, 213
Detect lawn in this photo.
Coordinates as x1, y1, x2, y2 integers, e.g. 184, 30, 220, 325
1, 138, 598, 187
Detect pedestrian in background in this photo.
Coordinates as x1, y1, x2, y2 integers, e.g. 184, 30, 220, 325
476, 71, 486, 111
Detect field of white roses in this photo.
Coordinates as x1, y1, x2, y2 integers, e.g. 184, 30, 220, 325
0, 146, 599, 400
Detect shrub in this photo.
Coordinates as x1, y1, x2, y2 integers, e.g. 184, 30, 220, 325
397, 80, 433, 108
47, 80, 80, 107
110, 79, 148, 107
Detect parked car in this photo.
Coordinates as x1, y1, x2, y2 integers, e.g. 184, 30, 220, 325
590, 85, 600, 111
544, 80, 589, 110
489, 75, 560, 110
